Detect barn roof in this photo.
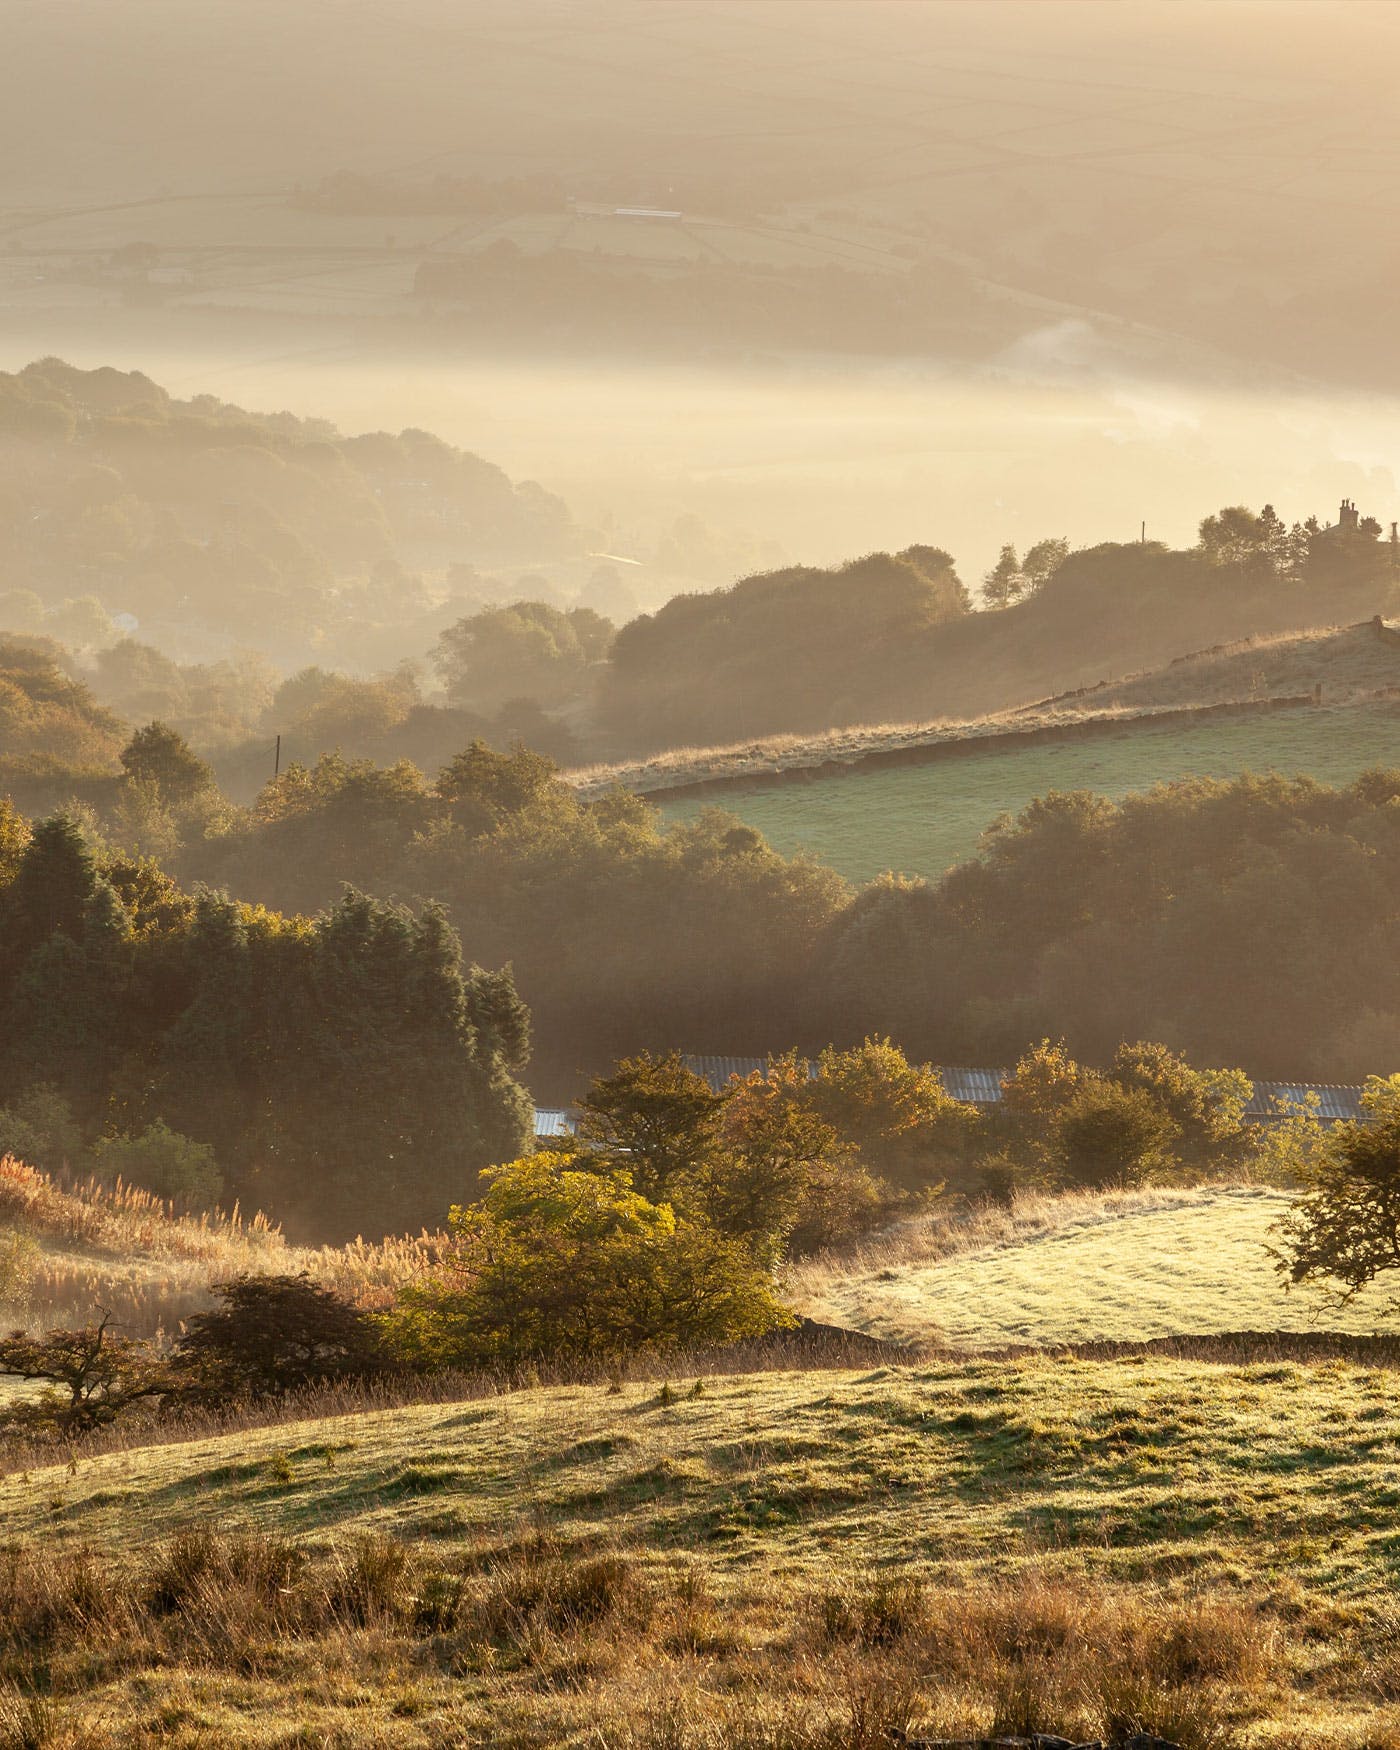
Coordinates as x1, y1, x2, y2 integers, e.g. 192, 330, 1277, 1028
532, 1107, 579, 1139
1245, 1082, 1367, 1123
678, 1056, 1368, 1120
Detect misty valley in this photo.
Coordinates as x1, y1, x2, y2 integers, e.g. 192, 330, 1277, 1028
2, 6, 1400, 1747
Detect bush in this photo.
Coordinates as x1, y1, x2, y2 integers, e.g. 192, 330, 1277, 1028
173, 1273, 387, 1403
390, 1153, 792, 1368
0, 1086, 83, 1174
89, 1120, 222, 1208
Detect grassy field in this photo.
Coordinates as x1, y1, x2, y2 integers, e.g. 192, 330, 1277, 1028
658, 701, 1400, 883
792, 1185, 1400, 1348
4, 1354, 1400, 1744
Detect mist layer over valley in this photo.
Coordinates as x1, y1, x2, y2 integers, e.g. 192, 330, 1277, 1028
9, 15, 1400, 1746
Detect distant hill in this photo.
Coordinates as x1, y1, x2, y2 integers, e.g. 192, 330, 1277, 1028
0, 359, 580, 670
600, 537, 1400, 751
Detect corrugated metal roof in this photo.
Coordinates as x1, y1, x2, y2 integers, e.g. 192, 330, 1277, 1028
682, 1054, 1006, 1103
533, 1108, 578, 1139
936, 1066, 1008, 1105
682, 1057, 1369, 1122
683, 1055, 775, 1091
1246, 1082, 1366, 1123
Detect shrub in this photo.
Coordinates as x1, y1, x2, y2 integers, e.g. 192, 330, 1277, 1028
173, 1273, 387, 1403
0, 1087, 83, 1175
89, 1120, 222, 1209
389, 1153, 792, 1368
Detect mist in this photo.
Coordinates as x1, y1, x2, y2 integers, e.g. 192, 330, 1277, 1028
4, 0, 1400, 595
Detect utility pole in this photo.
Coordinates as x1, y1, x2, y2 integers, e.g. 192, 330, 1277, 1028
274, 734, 281, 779
1140, 520, 1146, 544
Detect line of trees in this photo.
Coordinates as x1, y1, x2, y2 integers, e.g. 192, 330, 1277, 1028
0, 809, 533, 1239
11, 1028, 1378, 1447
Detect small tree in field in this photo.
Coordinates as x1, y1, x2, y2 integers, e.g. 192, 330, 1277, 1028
388, 1153, 790, 1368
0, 1317, 171, 1435
1274, 1077, 1400, 1300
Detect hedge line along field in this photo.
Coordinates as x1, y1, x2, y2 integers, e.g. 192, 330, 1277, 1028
5, 1356, 1400, 1745
657, 700, 1400, 883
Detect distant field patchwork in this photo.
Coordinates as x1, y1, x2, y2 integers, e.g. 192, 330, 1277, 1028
658, 701, 1400, 882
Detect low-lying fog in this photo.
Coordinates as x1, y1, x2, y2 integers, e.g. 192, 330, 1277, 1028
2, 315, 1395, 596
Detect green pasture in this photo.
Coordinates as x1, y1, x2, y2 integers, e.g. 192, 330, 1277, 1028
659, 703, 1400, 883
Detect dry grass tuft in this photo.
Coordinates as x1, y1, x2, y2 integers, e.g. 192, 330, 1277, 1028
0, 1156, 442, 1338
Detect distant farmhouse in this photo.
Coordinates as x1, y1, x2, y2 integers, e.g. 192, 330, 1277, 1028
531, 1058, 1368, 1140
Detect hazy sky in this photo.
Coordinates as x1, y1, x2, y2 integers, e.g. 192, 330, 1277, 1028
4, 0, 1399, 587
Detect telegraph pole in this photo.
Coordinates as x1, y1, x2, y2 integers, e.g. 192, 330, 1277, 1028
274, 734, 281, 779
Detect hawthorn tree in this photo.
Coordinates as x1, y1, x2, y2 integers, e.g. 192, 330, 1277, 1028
0, 1316, 172, 1435
1274, 1077, 1400, 1300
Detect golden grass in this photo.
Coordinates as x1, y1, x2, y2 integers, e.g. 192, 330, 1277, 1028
0, 1158, 438, 1338
3, 1353, 1400, 1743
789, 1183, 1400, 1348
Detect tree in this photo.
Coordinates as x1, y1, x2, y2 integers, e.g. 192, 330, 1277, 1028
1274, 1078, 1400, 1300
389, 1154, 790, 1367
268, 891, 534, 1237
431, 601, 613, 711
173, 1274, 385, 1402
1052, 1079, 1176, 1189
0, 815, 101, 972
119, 722, 214, 801
1020, 537, 1070, 595
1108, 1041, 1250, 1169
575, 1051, 729, 1206
0, 1317, 171, 1436
1197, 505, 1279, 575
801, 1037, 974, 1191
435, 740, 559, 828
981, 544, 1025, 609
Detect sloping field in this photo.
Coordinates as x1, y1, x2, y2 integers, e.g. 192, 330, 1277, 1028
1053, 621, 1400, 713
657, 698, 1400, 882
1, 1349, 1394, 1590
793, 1185, 1400, 1348
4, 1351, 1400, 1742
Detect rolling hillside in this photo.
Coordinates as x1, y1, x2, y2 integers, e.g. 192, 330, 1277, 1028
654, 695, 1400, 884
3, 1348, 1400, 1743
791, 1185, 1400, 1349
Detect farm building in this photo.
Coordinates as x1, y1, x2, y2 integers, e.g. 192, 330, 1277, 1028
531, 1062, 1368, 1141
680, 1057, 1367, 1124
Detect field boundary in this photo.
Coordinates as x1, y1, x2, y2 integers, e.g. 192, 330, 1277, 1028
634, 691, 1320, 804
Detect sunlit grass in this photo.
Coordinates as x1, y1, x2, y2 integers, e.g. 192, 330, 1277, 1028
3, 1353, 1400, 1742
792, 1185, 1400, 1347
